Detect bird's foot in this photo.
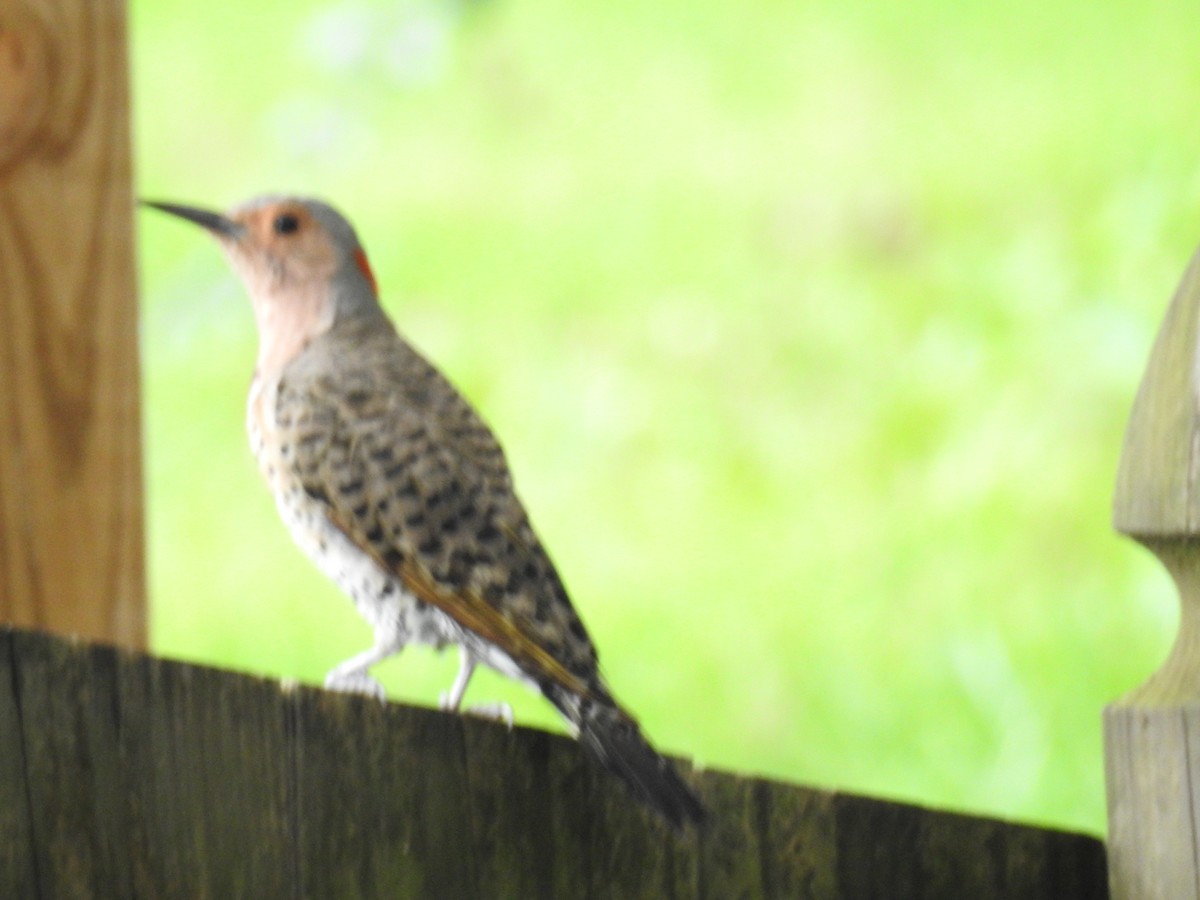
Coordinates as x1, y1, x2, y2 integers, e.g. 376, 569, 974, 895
462, 702, 514, 729
324, 670, 388, 703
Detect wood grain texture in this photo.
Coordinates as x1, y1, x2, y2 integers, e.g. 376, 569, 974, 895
0, 0, 145, 645
1104, 704, 1200, 900
291, 686, 480, 898
11, 628, 130, 898
1, 626, 1107, 899
1106, 241, 1200, 899
833, 793, 1107, 900
1112, 246, 1200, 537
1103, 544, 1200, 900
0, 631, 36, 898
117, 651, 292, 898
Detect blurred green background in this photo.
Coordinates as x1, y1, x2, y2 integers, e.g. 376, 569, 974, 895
132, 0, 1200, 836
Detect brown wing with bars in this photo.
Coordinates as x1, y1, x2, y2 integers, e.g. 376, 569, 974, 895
277, 315, 607, 704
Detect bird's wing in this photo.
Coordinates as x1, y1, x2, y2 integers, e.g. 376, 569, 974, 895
280, 337, 605, 705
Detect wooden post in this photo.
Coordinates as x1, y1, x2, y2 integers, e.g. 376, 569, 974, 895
1106, 245, 1200, 898
0, 1, 145, 646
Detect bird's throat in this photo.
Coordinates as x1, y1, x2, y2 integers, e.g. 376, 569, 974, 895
252, 285, 337, 376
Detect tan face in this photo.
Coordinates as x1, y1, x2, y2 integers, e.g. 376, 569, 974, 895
142, 194, 374, 374
222, 200, 341, 297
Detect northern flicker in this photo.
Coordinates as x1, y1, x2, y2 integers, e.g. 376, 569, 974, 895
143, 195, 706, 831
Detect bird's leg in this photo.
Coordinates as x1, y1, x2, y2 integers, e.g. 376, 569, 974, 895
438, 647, 514, 727
324, 631, 404, 702
439, 646, 476, 712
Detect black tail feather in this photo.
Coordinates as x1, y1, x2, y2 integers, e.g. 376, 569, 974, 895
572, 698, 707, 832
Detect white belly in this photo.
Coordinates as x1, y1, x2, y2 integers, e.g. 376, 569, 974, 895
280, 485, 457, 647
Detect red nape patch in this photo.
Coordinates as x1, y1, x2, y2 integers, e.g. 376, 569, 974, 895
354, 247, 379, 296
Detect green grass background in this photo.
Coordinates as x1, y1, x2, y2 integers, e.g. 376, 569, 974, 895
133, 0, 1200, 836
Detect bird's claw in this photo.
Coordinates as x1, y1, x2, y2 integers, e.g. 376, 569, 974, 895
324, 671, 388, 703
463, 702, 514, 729
437, 689, 512, 727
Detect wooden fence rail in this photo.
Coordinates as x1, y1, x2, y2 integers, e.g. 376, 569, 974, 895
0, 626, 1105, 899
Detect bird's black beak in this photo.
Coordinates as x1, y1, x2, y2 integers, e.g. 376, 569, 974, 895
139, 199, 243, 238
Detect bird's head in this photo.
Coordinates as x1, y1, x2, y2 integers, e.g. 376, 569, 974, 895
143, 195, 383, 373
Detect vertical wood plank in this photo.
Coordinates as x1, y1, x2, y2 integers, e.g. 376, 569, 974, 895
0, 629, 36, 898
116, 654, 294, 899
753, 778, 838, 899
460, 716, 562, 899
0, 0, 146, 645
835, 793, 924, 899
291, 689, 479, 899
696, 769, 771, 897
12, 628, 131, 899
463, 714, 702, 897
539, 729, 696, 898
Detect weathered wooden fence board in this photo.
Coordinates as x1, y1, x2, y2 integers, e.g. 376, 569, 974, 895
119, 650, 292, 897
293, 688, 481, 897
0, 626, 1106, 899
13, 629, 128, 897
0, 631, 35, 898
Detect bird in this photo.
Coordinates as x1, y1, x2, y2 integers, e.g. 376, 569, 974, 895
142, 194, 707, 831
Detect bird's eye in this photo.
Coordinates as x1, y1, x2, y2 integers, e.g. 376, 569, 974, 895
274, 213, 300, 235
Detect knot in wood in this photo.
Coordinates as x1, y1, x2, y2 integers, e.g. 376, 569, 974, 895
0, 2, 96, 178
